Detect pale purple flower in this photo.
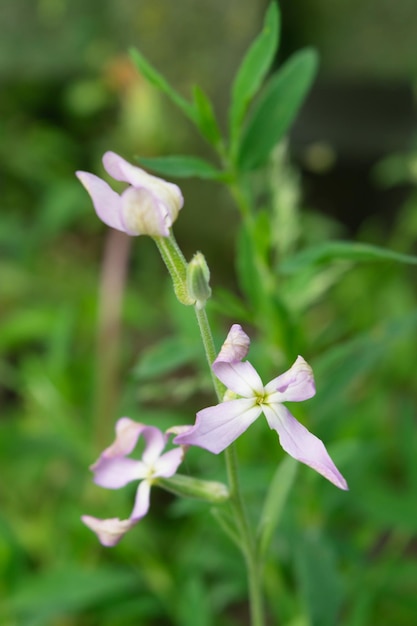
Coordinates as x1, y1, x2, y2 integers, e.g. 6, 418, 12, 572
174, 324, 348, 490
76, 151, 183, 237
82, 418, 184, 546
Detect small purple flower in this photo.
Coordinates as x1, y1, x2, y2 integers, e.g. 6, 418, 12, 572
82, 418, 184, 546
174, 324, 348, 490
76, 151, 183, 237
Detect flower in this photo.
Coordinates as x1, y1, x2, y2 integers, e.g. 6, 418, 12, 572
82, 418, 184, 546
76, 151, 183, 237
174, 324, 348, 490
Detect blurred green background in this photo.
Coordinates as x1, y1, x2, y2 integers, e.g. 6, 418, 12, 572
1, 1, 417, 625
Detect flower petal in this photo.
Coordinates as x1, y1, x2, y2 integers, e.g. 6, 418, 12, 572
99, 417, 147, 459
120, 187, 170, 236
92, 457, 147, 489
130, 479, 152, 520
213, 360, 264, 398
103, 151, 183, 222
263, 404, 348, 490
174, 398, 261, 454
141, 426, 168, 465
265, 356, 315, 402
76, 171, 125, 232
154, 447, 184, 478
81, 515, 136, 547
213, 324, 250, 366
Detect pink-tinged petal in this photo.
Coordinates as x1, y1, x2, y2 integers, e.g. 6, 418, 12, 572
174, 398, 262, 454
130, 479, 152, 520
263, 404, 348, 490
103, 151, 183, 222
154, 447, 184, 478
265, 356, 316, 402
213, 360, 264, 398
92, 457, 147, 489
120, 187, 170, 237
99, 417, 147, 460
141, 426, 167, 465
213, 324, 250, 366
76, 171, 125, 232
81, 515, 136, 547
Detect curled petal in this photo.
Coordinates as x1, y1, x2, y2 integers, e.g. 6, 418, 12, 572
98, 418, 147, 460
174, 398, 261, 454
213, 324, 250, 366
154, 447, 184, 478
130, 479, 152, 520
92, 457, 147, 489
81, 515, 136, 547
263, 404, 348, 490
103, 151, 183, 223
121, 187, 170, 237
76, 172, 124, 232
265, 356, 316, 402
213, 360, 264, 398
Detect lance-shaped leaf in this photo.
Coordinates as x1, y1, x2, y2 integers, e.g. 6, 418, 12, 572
136, 155, 225, 180
280, 241, 417, 274
192, 85, 223, 148
229, 2, 280, 150
236, 48, 318, 171
130, 48, 196, 121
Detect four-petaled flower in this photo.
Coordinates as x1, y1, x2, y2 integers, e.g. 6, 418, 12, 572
76, 151, 183, 237
82, 418, 184, 546
174, 324, 348, 490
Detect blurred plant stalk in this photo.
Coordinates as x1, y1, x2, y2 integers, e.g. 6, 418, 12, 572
94, 229, 131, 448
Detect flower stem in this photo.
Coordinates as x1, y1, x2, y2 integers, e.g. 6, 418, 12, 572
194, 306, 265, 626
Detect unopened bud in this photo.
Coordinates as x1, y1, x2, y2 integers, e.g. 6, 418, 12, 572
157, 473, 229, 503
186, 252, 212, 309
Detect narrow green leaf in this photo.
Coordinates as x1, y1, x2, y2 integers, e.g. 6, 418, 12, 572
280, 241, 417, 274
192, 85, 223, 147
237, 49, 318, 171
130, 48, 196, 121
229, 2, 280, 149
136, 155, 224, 180
258, 457, 298, 557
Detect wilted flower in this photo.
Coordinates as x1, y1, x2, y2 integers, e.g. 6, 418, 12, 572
76, 151, 183, 237
174, 324, 348, 490
82, 418, 184, 546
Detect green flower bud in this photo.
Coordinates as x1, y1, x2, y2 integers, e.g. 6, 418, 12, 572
157, 473, 229, 503
186, 252, 212, 309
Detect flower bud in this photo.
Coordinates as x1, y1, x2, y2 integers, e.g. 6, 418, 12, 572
186, 252, 212, 309
157, 473, 229, 503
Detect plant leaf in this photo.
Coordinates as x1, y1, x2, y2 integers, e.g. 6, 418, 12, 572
229, 2, 280, 150
192, 85, 223, 147
130, 48, 196, 121
258, 456, 298, 557
280, 241, 417, 274
136, 155, 224, 180
236, 48, 318, 171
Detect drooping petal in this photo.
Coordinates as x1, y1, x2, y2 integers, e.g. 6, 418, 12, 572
213, 324, 250, 367
81, 515, 136, 547
99, 418, 147, 460
265, 356, 316, 402
213, 360, 264, 398
103, 151, 183, 223
130, 479, 152, 520
154, 447, 184, 478
76, 171, 125, 232
92, 457, 148, 489
174, 398, 262, 454
262, 403, 348, 490
120, 187, 170, 237
141, 426, 168, 465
